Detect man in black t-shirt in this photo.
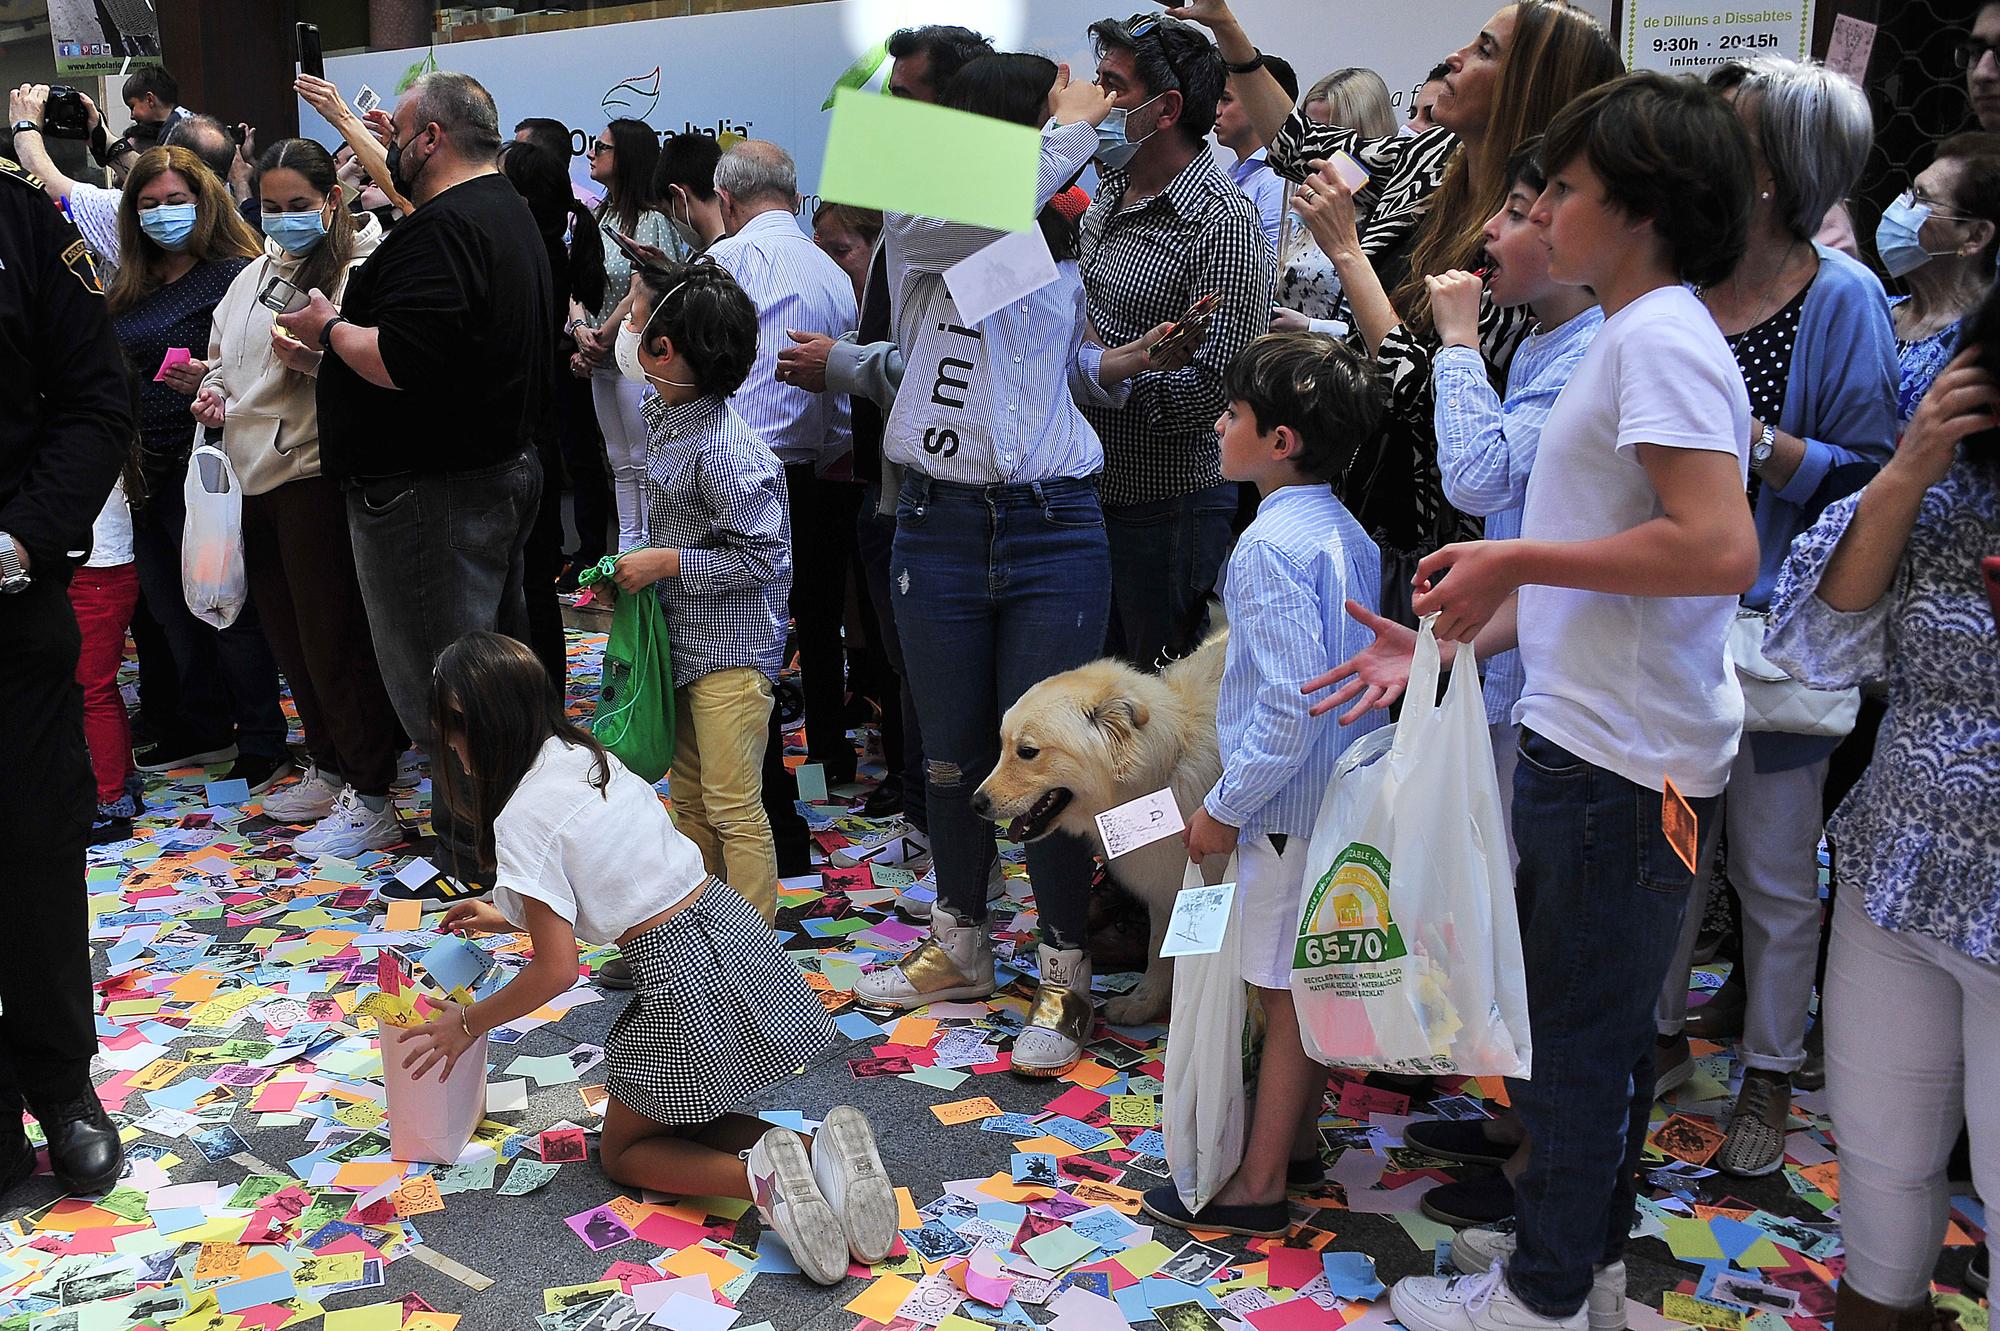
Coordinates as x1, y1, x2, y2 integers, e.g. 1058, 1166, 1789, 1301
279, 71, 552, 893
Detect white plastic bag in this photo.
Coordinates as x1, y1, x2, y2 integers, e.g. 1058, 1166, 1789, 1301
1291, 617, 1531, 1077
1163, 854, 1245, 1213
182, 434, 246, 628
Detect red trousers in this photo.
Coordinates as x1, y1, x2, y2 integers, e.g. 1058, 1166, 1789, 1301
68, 562, 139, 806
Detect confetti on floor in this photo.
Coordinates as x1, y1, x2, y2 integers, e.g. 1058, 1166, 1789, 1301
1, 627, 1985, 1331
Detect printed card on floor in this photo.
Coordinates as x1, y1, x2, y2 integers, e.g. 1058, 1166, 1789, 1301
1160, 1239, 1231, 1286
1651, 1113, 1728, 1167
796, 763, 829, 804
1093, 789, 1185, 860
540, 1127, 589, 1162
566, 1204, 635, 1252
1159, 882, 1236, 958
1012, 1153, 1060, 1187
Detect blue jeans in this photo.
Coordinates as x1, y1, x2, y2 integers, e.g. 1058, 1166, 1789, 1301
891, 474, 1110, 946
1505, 729, 1721, 1316
1104, 481, 1237, 670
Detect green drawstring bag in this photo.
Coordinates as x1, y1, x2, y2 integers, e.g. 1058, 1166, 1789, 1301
578, 557, 675, 782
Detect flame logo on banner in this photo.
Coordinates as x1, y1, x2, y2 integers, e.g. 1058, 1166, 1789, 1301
602, 66, 661, 119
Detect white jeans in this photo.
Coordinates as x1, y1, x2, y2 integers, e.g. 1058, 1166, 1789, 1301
1827, 887, 2000, 1307
1656, 748, 1829, 1072
591, 368, 651, 553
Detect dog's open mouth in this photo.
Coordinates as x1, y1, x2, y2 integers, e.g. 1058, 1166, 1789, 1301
1007, 789, 1073, 843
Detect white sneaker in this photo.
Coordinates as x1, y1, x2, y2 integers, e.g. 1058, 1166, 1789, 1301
745, 1127, 849, 1285
1391, 1266, 1587, 1331
260, 764, 341, 823
831, 826, 926, 869
852, 904, 996, 1011
893, 855, 1005, 921
811, 1105, 898, 1266
1452, 1231, 1626, 1331
1012, 944, 1093, 1078
294, 789, 403, 860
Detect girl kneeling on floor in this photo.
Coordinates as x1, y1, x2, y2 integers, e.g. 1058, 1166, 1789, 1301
400, 631, 897, 1285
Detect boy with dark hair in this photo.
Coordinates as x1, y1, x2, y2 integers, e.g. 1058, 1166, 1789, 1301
885, 24, 994, 100
1140, 331, 1386, 1237
1315, 71, 1762, 1331
609, 262, 791, 923
654, 133, 725, 250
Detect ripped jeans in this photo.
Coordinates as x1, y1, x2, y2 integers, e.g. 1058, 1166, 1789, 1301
890, 472, 1111, 948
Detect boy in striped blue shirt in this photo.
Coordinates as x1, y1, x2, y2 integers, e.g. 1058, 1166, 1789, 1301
1141, 331, 1386, 1238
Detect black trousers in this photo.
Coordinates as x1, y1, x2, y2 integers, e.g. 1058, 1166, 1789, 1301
783, 464, 862, 777
0, 571, 98, 1106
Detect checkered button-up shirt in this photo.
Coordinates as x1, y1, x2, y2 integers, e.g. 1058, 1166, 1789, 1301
641, 393, 793, 687
1079, 150, 1275, 508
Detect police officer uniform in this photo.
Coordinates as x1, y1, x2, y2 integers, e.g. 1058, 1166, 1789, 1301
0, 154, 134, 1198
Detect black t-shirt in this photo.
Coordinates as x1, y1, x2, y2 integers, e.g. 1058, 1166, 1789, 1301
318, 173, 554, 479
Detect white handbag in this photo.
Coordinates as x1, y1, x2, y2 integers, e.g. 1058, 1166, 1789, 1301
1729, 609, 1860, 737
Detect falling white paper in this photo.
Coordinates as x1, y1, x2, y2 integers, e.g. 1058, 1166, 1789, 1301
1092, 788, 1185, 859
943, 225, 1061, 328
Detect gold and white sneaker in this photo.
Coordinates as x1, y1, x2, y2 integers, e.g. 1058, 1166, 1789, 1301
1012, 944, 1093, 1078
852, 904, 996, 1012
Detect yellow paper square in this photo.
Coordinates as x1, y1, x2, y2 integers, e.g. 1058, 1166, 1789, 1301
845, 1274, 917, 1324
324, 1305, 403, 1331
929, 1096, 1002, 1126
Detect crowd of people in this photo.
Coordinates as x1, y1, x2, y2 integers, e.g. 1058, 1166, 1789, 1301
2, 0, 1996, 1324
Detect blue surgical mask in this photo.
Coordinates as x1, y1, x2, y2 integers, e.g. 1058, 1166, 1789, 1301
139, 202, 198, 252
1092, 94, 1163, 171
261, 208, 328, 255
1875, 193, 1947, 279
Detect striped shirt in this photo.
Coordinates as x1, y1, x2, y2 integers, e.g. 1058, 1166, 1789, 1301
704, 208, 857, 469
68, 181, 122, 266
1080, 150, 1275, 508
1207, 484, 1385, 838
641, 394, 793, 687
1229, 149, 1286, 252
883, 121, 1107, 486
1433, 305, 1603, 725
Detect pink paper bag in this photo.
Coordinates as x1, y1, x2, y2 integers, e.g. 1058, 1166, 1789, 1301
380, 1023, 488, 1165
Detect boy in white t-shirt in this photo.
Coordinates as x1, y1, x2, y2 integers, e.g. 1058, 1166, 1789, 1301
1311, 73, 1762, 1331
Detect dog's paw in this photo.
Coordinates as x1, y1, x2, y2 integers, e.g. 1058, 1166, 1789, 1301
1105, 983, 1168, 1026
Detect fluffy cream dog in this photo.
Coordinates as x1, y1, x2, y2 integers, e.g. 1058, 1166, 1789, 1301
971, 632, 1228, 1025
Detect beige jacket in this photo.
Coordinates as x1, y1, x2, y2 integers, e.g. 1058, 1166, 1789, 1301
201, 214, 384, 496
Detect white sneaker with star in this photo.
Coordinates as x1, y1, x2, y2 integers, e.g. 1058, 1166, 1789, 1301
1452, 1231, 1627, 1331
1390, 1266, 1588, 1331
293, 789, 403, 860
744, 1127, 848, 1285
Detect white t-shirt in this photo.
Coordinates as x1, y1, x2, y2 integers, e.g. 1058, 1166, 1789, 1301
1514, 285, 1749, 798
492, 737, 708, 946
86, 478, 134, 568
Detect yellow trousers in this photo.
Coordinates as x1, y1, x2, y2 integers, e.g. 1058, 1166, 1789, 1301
670, 667, 780, 923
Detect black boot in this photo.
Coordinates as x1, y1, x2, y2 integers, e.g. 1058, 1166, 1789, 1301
29, 1089, 123, 1194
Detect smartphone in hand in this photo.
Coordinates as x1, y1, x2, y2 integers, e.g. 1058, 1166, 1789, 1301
297, 22, 324, 80
259, 276, 305, 315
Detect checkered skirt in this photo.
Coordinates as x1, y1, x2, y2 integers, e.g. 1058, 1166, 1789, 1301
605, 880, 835, 1125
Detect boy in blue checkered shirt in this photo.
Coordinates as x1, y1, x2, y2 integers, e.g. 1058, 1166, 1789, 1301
609, 262, 792, 923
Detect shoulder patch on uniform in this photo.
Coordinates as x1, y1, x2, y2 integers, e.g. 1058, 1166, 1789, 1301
61, 237, 105, 295
0, 155, 47, 192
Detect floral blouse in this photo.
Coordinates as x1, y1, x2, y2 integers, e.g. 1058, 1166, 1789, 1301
1765, 458, 2000, 961
1888, 295, 1960, 431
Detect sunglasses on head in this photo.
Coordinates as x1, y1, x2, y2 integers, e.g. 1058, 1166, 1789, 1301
1117, 12, 1186, 88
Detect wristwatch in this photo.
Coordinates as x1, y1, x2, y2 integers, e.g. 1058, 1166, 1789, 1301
1750, 421, 1776, 473
0, 534, 30, 594
1225, 49, 1266, 74
318, 315, 348, 352
12, 120, 40, 137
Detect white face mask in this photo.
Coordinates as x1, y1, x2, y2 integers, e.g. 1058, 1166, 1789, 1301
616, 313, 700, 392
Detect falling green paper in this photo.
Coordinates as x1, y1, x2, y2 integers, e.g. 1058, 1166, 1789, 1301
818, 87, 1040, 233
823, 39, 890, 111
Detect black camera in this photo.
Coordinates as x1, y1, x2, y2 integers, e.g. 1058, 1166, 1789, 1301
44, 85, 92, 140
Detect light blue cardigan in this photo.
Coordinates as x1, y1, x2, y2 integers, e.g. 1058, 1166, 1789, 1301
1749, 243, 1899, 773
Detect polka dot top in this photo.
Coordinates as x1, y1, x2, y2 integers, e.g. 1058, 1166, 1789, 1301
1725, 278, 1813, 502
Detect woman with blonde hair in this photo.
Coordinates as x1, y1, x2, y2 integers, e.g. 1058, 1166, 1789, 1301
1180, 0, 1622, 619
110, 145, 290, 794
1274, 67, 1396, 336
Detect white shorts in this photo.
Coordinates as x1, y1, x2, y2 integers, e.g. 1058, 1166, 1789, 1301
1235, 832, 1311, 990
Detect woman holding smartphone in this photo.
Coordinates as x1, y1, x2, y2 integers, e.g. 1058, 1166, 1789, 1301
189, 138, 404, 859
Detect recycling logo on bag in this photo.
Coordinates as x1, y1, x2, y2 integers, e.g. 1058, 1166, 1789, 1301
1294, 843, 1407, 976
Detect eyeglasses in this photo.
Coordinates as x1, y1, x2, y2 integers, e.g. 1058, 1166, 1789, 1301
588, 140, 614, 157
1956, 37, 2000, 70
1898, 189, 1975, 223
1116, 11, 1185, 90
